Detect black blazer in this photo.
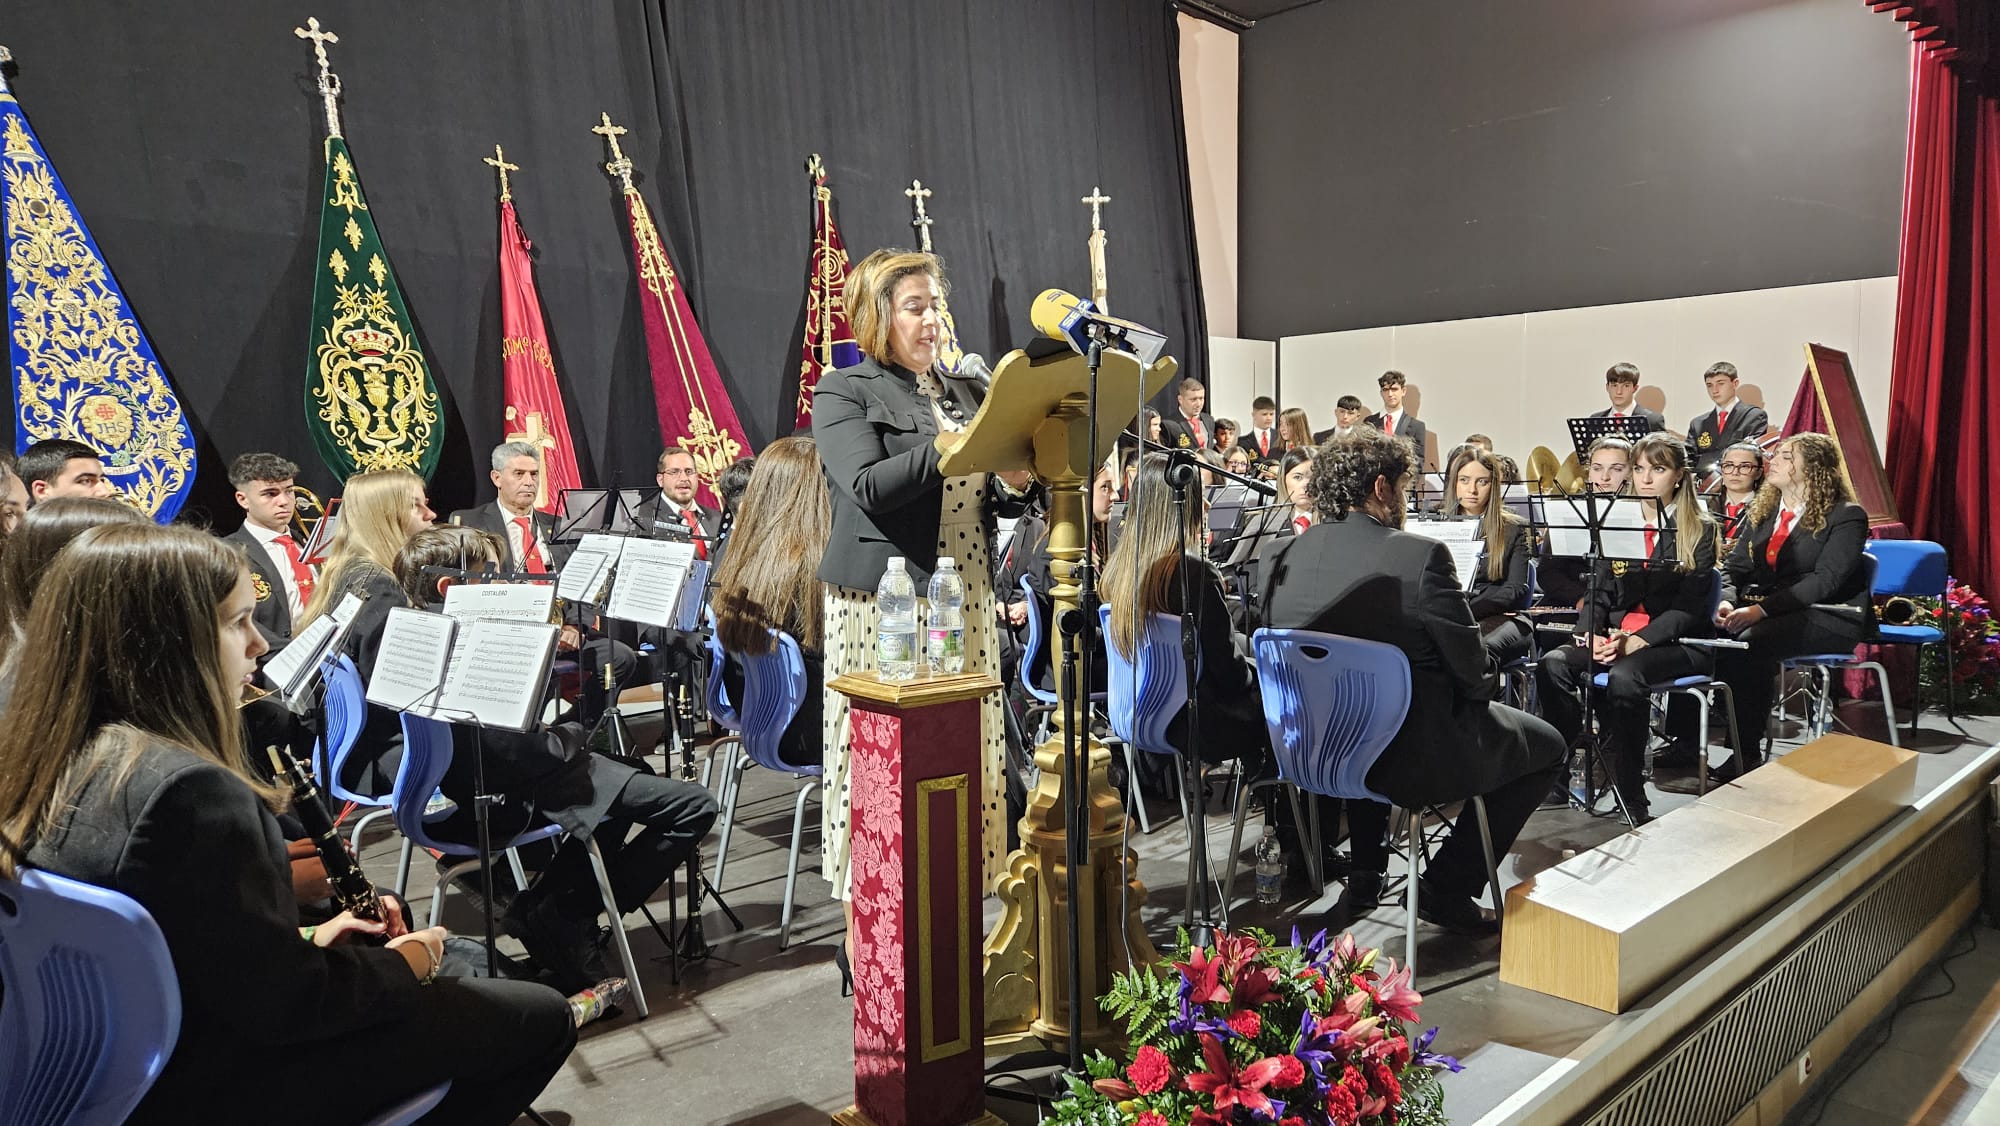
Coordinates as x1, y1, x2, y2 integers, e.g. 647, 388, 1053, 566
447, 501, 556, 573
1720, 501, 1873, 627
1159, 410, 1217, 452
810, 357, 985, 591
1578, 512, 1719, 646
1260, 514, 1546, 806
1686, 403, 1770, 472
637, 492, 722, 548
222, 525, 293, 651
1365, 412, 1430, 467
25, 742, 421, 1122
1590, 405, 1667, 432
1240, 426, 1280, 461
329, 565, 411, 797
1466, 522, 1532, 621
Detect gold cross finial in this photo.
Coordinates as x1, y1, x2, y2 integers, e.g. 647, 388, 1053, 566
0, 45, 13, 66
484, 144, 520, 202
1083, 187, 1111, 233
294, 17, 344, 138
906, 179, 935, 252
593, 112, 634, 192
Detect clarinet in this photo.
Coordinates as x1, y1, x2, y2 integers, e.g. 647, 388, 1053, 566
266, 746, 384, 925
675, 681, 709, 959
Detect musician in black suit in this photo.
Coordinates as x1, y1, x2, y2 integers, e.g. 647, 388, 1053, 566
221, 453, 313, 654
1261, 427, 1564, 935
1710, 433, 1875, 777
1241, 396, 1280, 463
638, 447, 724, 555
449, 441, 635, 727
1536, 434, 1720, 823
1686, 362, 1770, 475
1591, 362, 1666, 431
1158, 377, 1218, 452
1365, 370, 1431, 470
5, 523, 573, 1126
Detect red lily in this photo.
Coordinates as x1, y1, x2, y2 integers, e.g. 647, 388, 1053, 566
1369, 959, 1422, 1023
1231, 964, 1282, 1007
1175, 945, 1231, 1005
1185, 1033, 1288, 1117
1217, 932, 1263, 975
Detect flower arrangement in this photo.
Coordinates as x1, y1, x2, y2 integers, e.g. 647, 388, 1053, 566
1893, 580, 2000, 712
1048, 928, 1458, 1126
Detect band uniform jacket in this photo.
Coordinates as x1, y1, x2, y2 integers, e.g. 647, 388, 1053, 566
1590, 405, 1667, 432
1159, 410, 1217, 452
223, 524, 293, 651
1685, 402, 1770, 472
637, 491, 722, 549
1576, 513, 1720, 647
1465, 522, 1533, 621
448, 501, 559, 573
1259, 514, 1544, 807
25, 742, 422, 1122
1365, 411, 1430, 468
810, 356, 986, 591
1718, 500, 1873, 635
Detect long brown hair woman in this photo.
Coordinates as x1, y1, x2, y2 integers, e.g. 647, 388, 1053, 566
0, 524, 573, 1126
1439, 446, 1533, 665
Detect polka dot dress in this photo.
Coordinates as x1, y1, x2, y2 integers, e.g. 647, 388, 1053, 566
820, 474, 1006, 901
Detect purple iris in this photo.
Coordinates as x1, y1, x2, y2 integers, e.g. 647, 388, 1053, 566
1412, 1026, 1463, 1073
1292, 1008, 1343, 1085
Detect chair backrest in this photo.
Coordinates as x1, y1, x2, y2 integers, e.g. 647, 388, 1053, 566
1250, 628, 1412, 804
389, 714, 460, 855
318, 654, 367, 796
1017, 576, 1056, 705
1865, 539, 1947, 598
0, 869, 181, 1126
703, 631, 741, 732
727, 630, 814, 775
1098, 605, 1193, 757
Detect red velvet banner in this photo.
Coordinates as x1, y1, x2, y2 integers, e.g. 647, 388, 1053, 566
497, 199, 583, 510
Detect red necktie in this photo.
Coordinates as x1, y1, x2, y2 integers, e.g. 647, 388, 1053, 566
1717, 409, 1729, 434
1292, 514, 1310, 536
1643, 526, 1657, 557
274, 534, 315, 605
1259, 430, 1270, 456
1726, 502, 1744, 522
1766, 509, 1795, 567
1189, 416, 1206, 449
683, 507, 709, 560
514, 516, 547, 574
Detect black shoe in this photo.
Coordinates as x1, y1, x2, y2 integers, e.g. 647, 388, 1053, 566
1707, 752, 1764, 785
1322, 869, 1384, 930
1651, 741, 1700, 770
1414, 878, 1500, 937
833, 945, 854, 998
503, 894, 607, 994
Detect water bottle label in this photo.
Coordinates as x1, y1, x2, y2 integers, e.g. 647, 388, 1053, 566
927, 627, 963, 660
879, 633, 914, 663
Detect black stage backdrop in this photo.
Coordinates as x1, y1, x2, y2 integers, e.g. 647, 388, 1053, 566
3, 1, 1206, 526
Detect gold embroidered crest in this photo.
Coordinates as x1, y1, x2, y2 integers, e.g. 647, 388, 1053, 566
1610, 560, 1630, 577
252, 572, 273, 603
1697, 432, 1714, 449
310, 284, 441, 474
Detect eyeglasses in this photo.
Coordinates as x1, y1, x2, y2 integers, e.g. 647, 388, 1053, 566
1719, 462, 1758, 472
659, 467, 697, 478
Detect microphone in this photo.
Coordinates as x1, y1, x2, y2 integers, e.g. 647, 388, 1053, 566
1030, 288, 1168, 365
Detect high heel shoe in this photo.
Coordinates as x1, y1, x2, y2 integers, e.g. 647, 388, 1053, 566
833, 945, 854, 998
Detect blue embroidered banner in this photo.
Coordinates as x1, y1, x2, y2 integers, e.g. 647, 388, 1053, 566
0, 71, 197, 521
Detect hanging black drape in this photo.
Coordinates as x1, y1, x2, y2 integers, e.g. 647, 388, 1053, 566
2, 0, 1206, 524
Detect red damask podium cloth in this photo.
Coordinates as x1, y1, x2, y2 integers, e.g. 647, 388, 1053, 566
830, 670, 1003, 1126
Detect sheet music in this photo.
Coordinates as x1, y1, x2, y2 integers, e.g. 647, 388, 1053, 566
1404, 519, 1483, 590
265, 616, 337, 698
603, 537, 696, 627
1542, 495, 1652, 560
441, 581, 556, 623
577, 533, 633, 568
328, 591, 364, 626
439, 619, 560, 731
556, 545, 614, 603
365, 608, 457, 712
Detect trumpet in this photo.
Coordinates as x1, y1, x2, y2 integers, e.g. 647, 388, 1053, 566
291, 484, 328, 544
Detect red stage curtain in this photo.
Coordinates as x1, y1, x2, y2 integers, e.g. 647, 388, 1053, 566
1882, 37, 2000, 598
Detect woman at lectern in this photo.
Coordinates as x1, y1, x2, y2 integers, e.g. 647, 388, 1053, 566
1709, 433, 1872, 780
807, 248, 1005, 966
1535, 433, 1718, 824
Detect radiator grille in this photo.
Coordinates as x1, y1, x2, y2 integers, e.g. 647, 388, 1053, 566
1579, 803, 1983, 1126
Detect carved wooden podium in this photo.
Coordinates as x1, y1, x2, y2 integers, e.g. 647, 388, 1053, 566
936, 344, 1176, 1050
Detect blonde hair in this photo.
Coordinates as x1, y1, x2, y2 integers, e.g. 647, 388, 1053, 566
844, 249, 947, 366
1441, 447, 1523, 582
298, 469, 424, 629
1750, 432, 1855, 535
1104, 454, 1208, 658
1631, 432, 1715, 571
0, 525, 280, 877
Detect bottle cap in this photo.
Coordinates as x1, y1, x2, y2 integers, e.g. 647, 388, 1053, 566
939, 557, 956, 569
888, 556, 905, 569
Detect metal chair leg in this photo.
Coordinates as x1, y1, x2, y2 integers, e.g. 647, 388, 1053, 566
1714, 682, 1745, 778
505, 849, 529, 889
711, 742, 748, 887
394, 837, 414, 899
1688, 688, 1711, 796
778, 779, 817, 949
1470, 795, 1503, 923
1223, 778, 1262, 900
348, 806, 393, 859
1120, 740, 1153, 834
1284, 786, 1322, 891
1403, 806, 1421, 979
584, 837, 648, 1019
1856, 660, 1900, 747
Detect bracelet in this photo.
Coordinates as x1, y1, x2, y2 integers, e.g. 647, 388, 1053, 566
415, 940, 442, 985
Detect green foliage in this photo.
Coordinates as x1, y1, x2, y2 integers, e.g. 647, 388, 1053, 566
1397, 1067, 1453, 1126
1102, 961, 1185, 1053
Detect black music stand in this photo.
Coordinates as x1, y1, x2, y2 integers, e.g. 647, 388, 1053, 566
1566, 415, 1653, 459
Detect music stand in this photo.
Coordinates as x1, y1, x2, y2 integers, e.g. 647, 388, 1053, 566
1566, 416, 1652, 460
299, 496, 343, 566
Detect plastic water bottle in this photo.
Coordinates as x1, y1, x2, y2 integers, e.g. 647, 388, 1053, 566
1254, 826, 1285, 904
927, 557, 966, 674
1569, 753, 1588, 802
876, 557, 919, 681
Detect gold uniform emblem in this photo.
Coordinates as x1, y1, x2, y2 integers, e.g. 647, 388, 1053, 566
1697, 432, 1714, 449
252, 572, 273, 603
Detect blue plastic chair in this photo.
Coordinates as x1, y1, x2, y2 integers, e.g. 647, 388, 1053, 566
704, 631, 819, 947
320, 654, 416, 897
1867, 539, 1952, 734
1781, 554, 1899, 748
0, 869, 180, 1126
1246, 628, 1504, 978
1097, 605, 1211, 834
392, 714, 649, 1019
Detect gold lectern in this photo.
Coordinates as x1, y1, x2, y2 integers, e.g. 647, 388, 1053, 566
939, 343, 1175, 1050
